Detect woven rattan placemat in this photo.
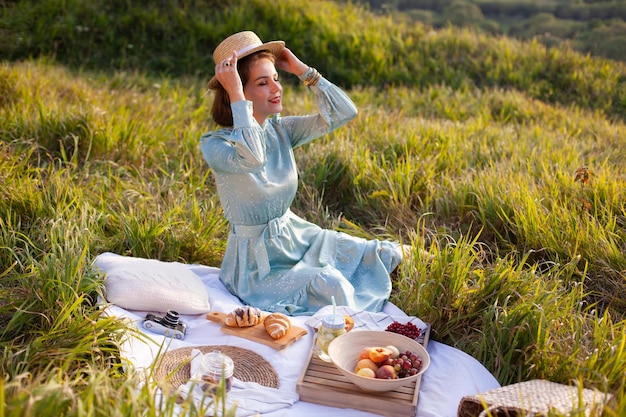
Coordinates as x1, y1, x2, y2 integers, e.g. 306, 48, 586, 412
153, 345, 279, 390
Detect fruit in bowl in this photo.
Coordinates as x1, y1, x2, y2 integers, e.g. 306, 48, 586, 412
356, 368, 376, 378
353, 346, 423, 379
375, 364, 397, 380
367, 346, 394, 363
327, 330, 430, 393
355, 358, 378, 373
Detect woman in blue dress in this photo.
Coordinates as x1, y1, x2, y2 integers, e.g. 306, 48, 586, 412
200, 31, 405, 316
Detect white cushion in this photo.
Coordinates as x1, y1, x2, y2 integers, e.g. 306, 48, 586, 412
93, 252, 211, 314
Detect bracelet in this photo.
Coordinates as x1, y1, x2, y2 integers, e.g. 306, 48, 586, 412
299, 67, 314, 80
299, 67, 321, 87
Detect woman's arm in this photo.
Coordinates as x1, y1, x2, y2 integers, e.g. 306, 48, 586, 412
281, 75, 358, 148
275, 47, 357, 147
200, 100, 266, 174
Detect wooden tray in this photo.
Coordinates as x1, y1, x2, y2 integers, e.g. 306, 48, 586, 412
206, 311, 308, 350
296, 325, 431, 417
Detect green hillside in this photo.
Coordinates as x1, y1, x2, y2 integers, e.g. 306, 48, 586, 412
2, 0, 625, 120
1, 0, 625, 415
342, 0, 626, 63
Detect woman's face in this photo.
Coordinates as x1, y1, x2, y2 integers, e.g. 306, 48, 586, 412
243, 57, 282, 125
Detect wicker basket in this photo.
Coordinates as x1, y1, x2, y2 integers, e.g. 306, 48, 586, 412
457, 379, 613, 417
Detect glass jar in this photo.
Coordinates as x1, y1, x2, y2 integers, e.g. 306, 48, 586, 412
314, 314, 346, 362
199, 350, 234, 394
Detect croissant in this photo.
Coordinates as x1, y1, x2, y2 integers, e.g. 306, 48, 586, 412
224, 306, 264, 327
264, 313, 291, 339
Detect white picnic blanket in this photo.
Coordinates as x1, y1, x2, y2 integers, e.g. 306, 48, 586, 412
102, 260, 500, 417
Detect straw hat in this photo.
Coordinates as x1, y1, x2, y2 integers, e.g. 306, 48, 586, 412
207, 31, 285, 90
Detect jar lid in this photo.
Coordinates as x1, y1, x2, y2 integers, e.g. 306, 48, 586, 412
200, 351, 234, 377
321, 314, 345, 330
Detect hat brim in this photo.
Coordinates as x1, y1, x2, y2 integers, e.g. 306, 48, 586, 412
207, 40, 285, 90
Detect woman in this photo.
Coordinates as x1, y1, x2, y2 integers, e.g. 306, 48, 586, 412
200, 31, 405, 316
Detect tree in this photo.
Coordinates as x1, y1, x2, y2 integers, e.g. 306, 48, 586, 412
441, 0, 484, 27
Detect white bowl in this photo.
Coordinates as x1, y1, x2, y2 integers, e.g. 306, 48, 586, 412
327, 330, 430, 392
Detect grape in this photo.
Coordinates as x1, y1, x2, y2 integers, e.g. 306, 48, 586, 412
385, 347, 424, 379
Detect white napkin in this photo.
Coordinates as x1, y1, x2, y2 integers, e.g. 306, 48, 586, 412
177, 349, 299, 417
305, 305, 428, 333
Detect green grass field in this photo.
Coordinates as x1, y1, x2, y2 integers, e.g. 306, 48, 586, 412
1, 0, 625, 415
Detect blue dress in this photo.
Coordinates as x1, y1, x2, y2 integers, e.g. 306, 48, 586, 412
200, 76, 403, 316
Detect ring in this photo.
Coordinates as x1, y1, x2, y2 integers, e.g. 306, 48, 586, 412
224, 62, 231, 67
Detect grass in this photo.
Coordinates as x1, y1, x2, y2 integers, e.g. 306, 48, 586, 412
1, 0, 625, 415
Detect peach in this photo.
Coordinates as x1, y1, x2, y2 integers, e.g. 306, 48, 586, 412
357, 347, 372, 360
375, 364, 398, 380
356, 367, 376, 378
354, 358, 378, 373
344, 315, 355, 332
368, 346, 394, 363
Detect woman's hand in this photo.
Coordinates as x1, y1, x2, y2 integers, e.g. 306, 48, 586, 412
215, 50, 245, 102
275, 48, 309, 77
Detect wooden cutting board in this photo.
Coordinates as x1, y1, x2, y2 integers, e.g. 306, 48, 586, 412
206, 311, 308, 350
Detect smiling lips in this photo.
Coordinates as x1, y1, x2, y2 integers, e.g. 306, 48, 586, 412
270, 96, 281, 104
